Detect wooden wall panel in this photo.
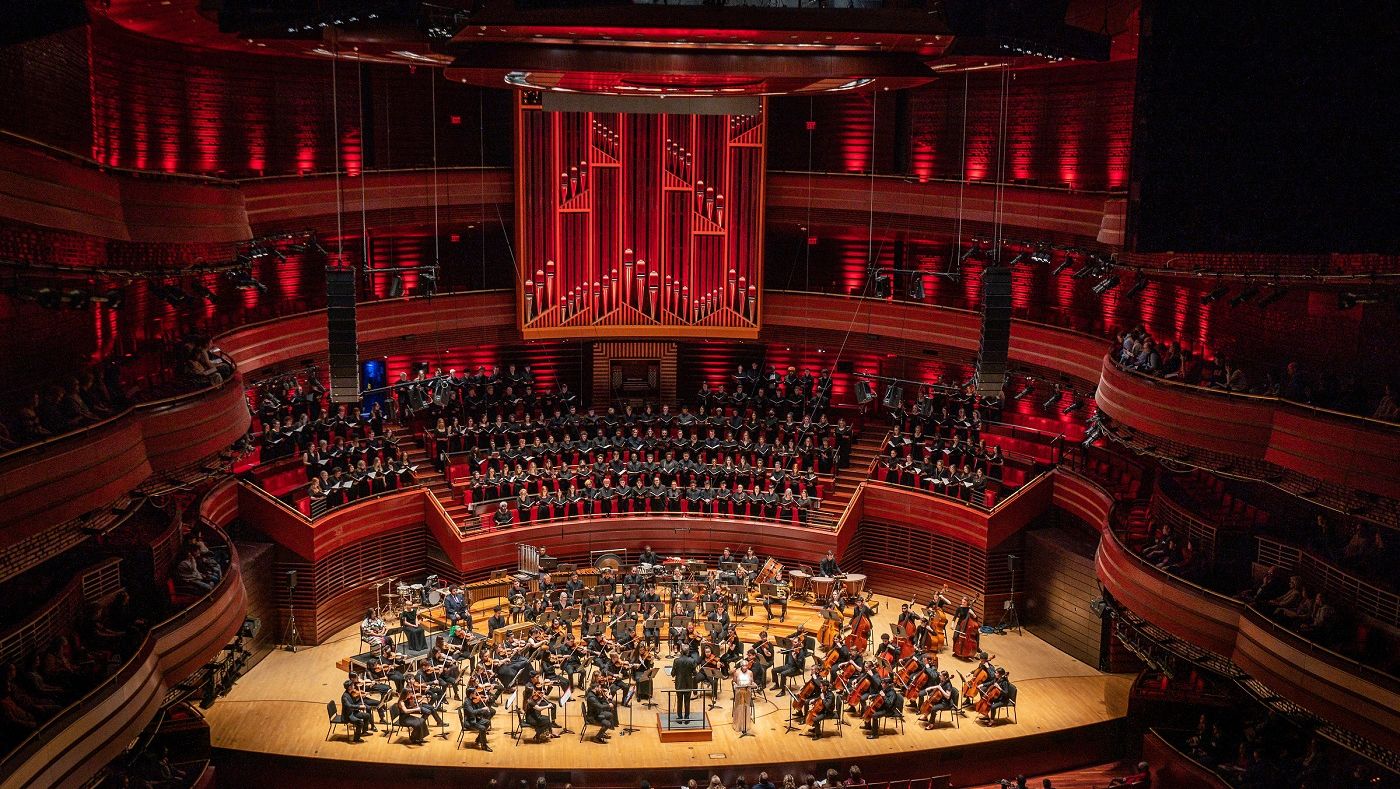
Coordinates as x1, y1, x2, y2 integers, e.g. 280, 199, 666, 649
1025, 528, 1103, 668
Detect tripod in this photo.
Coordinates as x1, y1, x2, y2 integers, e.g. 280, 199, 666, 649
282, 610, 301, 653
994, 554, 1022, 635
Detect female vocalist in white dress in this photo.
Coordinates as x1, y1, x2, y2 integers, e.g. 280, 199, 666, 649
731, 659, 756, 735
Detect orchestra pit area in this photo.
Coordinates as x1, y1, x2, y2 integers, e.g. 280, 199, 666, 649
0, 1, 1396, 788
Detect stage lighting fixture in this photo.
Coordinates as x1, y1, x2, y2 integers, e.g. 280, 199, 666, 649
1091, 275, 1120, 295
1005, 252, 1026, 266
881, 384, 904, 409
151, 282, 192, 307
1071, 263, 1098, 279
1050, 259, 1074, 276
1229, 284, 1262, 306
1337, 291, 1386, 310
1012, 381, 1035, 400
419, 266, 439, 295
1256, 286, 1289, 309
855, 379, 876, 405
1040, 386, 1062, 410
387, 275, 404, 299
907, 272, 926, 301
1030, 249, 1052, 265
1199, 285, 1229, 305
959, 246, 978, 263
1062, 395, 1085, 414
227, 269, 268, 293
89, 288, 124, 309
191, 282, 218, 304
1123, 278, 1148, 299
873, 272, 892, 299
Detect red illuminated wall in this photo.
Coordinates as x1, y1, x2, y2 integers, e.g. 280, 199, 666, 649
768, 61, 1135, 192
515, 93, 766, 339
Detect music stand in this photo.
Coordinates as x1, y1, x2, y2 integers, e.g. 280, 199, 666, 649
640, 666, 660, 709
618, 683, 640, 736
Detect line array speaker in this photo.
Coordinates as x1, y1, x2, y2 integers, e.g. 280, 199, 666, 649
326, 268, 360, 403
975, 266, 1012, 400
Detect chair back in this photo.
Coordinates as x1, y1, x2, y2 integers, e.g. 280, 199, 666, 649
326, 700, 337, 720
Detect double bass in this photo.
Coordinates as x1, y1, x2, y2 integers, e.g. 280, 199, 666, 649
952, 594, 982, 659
844, 601, 874, 653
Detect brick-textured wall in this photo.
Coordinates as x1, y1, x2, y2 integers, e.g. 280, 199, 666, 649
0, 27, 92, 155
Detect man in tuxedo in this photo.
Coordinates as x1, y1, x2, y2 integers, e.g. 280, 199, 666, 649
486, 607, 508, 638
672, 646, 698, 721
818, 550, 841, 577
771, 633, 808, 696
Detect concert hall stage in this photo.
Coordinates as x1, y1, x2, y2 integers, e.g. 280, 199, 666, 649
206, 593, 1131, 787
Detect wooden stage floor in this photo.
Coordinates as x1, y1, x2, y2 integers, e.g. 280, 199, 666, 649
207, 592, 1131, 784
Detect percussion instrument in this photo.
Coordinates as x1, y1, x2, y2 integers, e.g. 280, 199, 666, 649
755, 558, 784, 584
811, 576, 836, 601
788, 570, 810, 596
427, 588, 443, 606
841, 573, 867, 598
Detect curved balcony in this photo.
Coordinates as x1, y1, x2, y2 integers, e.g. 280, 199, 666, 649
1093, 500, 1400, 753
0, 376, 252, 548
0, 537, 247, 789
1095, 355, 1400, 501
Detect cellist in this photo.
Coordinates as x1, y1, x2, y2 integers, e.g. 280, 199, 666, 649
919, 670, 958, 728
975, 667, 1015, 724
961, 652, 997, 708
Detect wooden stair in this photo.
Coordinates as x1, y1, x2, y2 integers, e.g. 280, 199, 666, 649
821, 434, 886, 517
400, 438, 472, 525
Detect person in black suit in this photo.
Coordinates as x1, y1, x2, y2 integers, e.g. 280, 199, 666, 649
340, 681, 372, 742
771, 633, 808, 696
672, 646, 698, 721
585, 681, 618, 742
865, 678, 902, 739
487, 607, 507, 638
460, 687, 493, 751
818, 550, 841, 577
638, 545, 661, 567
399, 606, 427, 651
807, 679, 839, 739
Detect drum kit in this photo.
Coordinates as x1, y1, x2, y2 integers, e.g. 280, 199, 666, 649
373, 575, 450, 614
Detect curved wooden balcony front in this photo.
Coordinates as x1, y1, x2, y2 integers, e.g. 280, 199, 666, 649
0, 377, 252, 547
1095, 356, 1400, 501
0, 540, 247, 789
1093, 495, 1400, 752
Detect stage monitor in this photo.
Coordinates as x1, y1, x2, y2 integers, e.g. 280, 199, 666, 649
515, 90, 766, 339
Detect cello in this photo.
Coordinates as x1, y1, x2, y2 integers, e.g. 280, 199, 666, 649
975, 681, 1002, 718
960, 656, 995, 704
919, 684, 948, 716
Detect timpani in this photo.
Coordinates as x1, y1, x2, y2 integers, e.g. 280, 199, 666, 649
841, 573, 867, 598
811, 576, 836, 601
788, 569, 811, 598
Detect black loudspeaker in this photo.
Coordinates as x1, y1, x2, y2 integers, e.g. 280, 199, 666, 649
975, 267, 1012, 400
855, 379, 876, 404
285, 569, 298, 590
881, 384, 904, 409
1006, 554, 1020, 574
326, 268, 360, 403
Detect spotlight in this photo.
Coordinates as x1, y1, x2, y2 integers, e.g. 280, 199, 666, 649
418, 266, 438, 295
881, 384, 904, 409
872, 271, 892, 299
1256, 286, 1289, 310
89, 288, 124, 309
1050, 259, 1074, 276
907, 272, 925, 301
855, 379, 876, 405
1200, 285, 1229, 305
1338, 291, 1384, 310
1012, 381, 1034, 400
1229, 284, 1262, 307
1030, 248, 1052, 265
1040, 385, 1062, 410
1123, 278, 1148, 299
387, 275, 404, 299
959, 246, 977, 263
1063, 395, 1085, 414
1005, 252, 1026, 266
191, 282, 218, 304
227, 269, 268, 293
151, 282, 192, 307
1091, 275, 1121, 295
1071, 263, 1098, 280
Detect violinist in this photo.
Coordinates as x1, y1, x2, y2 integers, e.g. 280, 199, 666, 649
641, 603, 663, 650
340, 679, 373, 742
751, 631, 775, 688
460, 686, 494, 751
396, 686, 430, 745
772, 629, 809, 696
523, 687, 561, 742
585, 676, 619, 742
699, 644, 723, 703
632, 643, 656, 702
805, 677, 839, 739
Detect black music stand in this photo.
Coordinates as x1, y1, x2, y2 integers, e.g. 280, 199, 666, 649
640, 666, 660, 709
618, 684, 640, 736
700, 666, 723, 709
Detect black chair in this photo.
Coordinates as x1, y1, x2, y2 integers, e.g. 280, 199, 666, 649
325, 700, 353, 742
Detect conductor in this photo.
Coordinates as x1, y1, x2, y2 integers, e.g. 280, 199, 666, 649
672, 645, 699, 722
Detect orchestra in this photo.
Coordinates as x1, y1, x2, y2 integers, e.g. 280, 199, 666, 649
330, 546, 1019, 750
